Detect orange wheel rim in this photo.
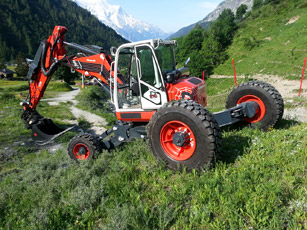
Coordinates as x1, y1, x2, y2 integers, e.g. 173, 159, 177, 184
160, 120, 196, 161
237, 95, 266, 123
73, 144, 90, 160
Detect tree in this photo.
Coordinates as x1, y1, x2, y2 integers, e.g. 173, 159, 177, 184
265, 0, 280, 4
0, 58, 6, 69
252, 0, 263, 10
189, 50, 206, 77
15, 53, 28, 77
53, 66, 80, 84
201, 35, 227, 75
210, 9, 237, 48
175, 28, 205, 65
236, 4, 248, 21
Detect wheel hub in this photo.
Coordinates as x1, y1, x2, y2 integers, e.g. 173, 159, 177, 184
78, 146, 87, 155
73, 143, 90, 160
237, 95, 266, 123
160, 121, 196, 161
173, 131, 189, 147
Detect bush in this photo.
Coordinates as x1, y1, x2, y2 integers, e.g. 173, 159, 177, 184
76, 85, 109, 113
47, 82, 73, 92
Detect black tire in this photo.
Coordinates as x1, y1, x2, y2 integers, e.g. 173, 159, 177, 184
226, 81, 284, 130
68, 133, 101, 162
147, 100, 222, 171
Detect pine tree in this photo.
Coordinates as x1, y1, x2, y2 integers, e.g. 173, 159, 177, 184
53, 66, 80, 84
15, 53, 28, 77
0, 58, 6, 69
236, 4, 248, 21
253, 0, 264, 10
210, 9, 237, 48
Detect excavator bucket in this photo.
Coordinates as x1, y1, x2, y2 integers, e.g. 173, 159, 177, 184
30, 118, 75, 145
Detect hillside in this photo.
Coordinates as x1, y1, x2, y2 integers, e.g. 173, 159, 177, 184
214, 0, 307, 77
0, 0, 127, 61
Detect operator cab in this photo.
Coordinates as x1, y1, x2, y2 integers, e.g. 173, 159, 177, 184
112, 39, 177, 111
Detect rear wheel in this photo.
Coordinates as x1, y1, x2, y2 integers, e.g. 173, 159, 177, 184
147, 100, 222, 171
226, 81, 284, 130
68, 133, 101, 161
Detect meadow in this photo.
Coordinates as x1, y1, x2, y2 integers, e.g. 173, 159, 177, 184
214, 1, 307, 78
0, 79, 306, 229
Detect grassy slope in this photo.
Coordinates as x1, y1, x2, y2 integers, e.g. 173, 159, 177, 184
0, 80, 75, 171
214, 0, 307, 78
0, 80, 306, 229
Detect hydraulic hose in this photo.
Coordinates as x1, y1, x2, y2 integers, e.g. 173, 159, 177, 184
40, 40, 60, 77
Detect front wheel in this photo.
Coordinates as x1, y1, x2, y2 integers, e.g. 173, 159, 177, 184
147, 100, 222, 171
226, 81, 284, 130
68, 133, 101, 161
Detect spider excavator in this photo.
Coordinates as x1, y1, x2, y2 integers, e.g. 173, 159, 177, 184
21, 26, 284, 170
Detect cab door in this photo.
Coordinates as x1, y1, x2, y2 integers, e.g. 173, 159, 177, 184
134, 45, 168, 110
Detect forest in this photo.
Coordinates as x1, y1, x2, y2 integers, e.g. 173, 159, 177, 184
0, 0, 127, 62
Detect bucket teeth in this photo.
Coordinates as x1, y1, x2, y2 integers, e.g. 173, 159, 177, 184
31, 118, 75, 145
22, 110, 75, 145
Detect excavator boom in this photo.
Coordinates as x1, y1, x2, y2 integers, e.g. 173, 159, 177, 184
21, 26, 122, 144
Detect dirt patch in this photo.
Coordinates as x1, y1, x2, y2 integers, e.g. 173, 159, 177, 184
211, 74, 307, 99
70, 106, 107, 135
284, 107, 307, 123
41, 87, 80, 105
264, 37, 272, 41
285, 15, 300, 25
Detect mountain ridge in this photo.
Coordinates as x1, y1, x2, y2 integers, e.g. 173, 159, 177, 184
169, 0, 254, 39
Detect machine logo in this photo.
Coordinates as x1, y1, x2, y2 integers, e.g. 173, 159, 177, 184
175, 87, 197, 100
86, 59, 96, 62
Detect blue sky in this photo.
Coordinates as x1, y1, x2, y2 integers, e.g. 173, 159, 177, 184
109, 0, 224, 33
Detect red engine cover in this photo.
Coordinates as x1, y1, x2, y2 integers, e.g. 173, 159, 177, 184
166, 77, 207, 107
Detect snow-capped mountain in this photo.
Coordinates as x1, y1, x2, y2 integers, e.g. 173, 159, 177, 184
71, 0, 169, 41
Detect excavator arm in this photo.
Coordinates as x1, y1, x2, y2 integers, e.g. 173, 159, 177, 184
21, 25, 123, 144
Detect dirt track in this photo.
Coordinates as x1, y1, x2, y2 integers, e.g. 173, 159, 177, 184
41, 87, 107, 135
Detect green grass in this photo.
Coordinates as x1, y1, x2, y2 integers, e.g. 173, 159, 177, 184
0, 80, 306, 229
76, 85, 117, 127
0, 124, 306, 229
0, 81, 76, 174
46, 81, 73, 92
214, 0, 307, 77
205, 77, 250, 112
284, 96, 307, 109
0, 79, 73, 99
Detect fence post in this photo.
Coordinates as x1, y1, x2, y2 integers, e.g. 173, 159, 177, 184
232, 59, 237, 87
299, 57, 306, 97
82, 74, 85, 89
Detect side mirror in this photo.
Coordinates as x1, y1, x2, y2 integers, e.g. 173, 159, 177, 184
166, 72, 175, 83
110, 47, 117, 56
184, 57, 190, 67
